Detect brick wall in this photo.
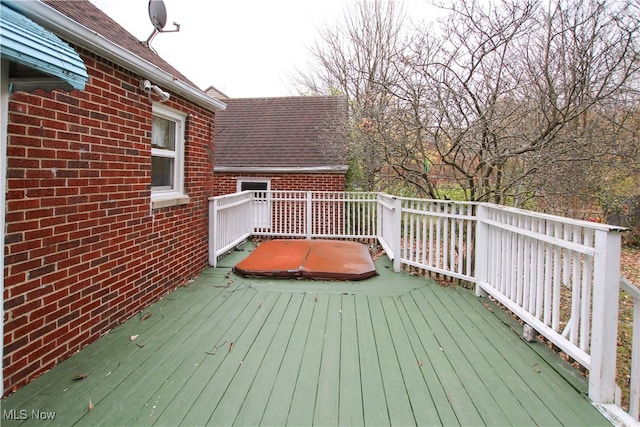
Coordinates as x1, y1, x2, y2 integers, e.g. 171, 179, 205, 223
213, 173, 345, 196
2, 48, 216, 395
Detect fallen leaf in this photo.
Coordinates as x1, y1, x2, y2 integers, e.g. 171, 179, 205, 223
418, 360, 423, 367
73, 374, 88, 381
141, 312, 153, 321
229, 342, 234, 352
130, 335, 139, 341
314, 294, 318, 302
88, 399, 94, 412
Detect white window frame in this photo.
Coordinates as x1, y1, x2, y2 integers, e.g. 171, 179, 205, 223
236, 178, 271, 193
151, 103, 188, 208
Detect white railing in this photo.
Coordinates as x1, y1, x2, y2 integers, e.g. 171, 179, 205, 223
398, 198, 476, 283
208, 190, 636, 421
252, 191, 379, 239
474, 203, 624, 408
620, 277, 640, 420
208, 191, 253, 266
377, 193, 398, 259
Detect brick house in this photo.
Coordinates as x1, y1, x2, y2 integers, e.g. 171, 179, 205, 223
1, 0, 225, 395
210, 95, 349, 195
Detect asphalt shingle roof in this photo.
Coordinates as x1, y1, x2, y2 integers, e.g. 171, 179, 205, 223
43, 0, 198, 90
214, 96, 348, 169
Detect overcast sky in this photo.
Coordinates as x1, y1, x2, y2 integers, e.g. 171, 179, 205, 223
90, 0, 435, 98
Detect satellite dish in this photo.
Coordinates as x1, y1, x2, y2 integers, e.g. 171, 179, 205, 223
148, 0, 167, 31
143, 0, 180, 47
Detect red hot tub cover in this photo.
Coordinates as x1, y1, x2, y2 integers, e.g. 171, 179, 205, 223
233, 240, 377, 281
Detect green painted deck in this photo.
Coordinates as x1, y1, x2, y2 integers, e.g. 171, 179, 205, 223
1, 245, 610, 426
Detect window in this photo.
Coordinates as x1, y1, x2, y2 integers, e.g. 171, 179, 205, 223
151, 104, 188, 207
237, 179, 270, 193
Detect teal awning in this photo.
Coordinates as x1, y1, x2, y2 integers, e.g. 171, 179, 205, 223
0, 2, 88, 91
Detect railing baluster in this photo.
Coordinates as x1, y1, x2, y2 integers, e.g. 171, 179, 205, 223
580, 229, 594, 352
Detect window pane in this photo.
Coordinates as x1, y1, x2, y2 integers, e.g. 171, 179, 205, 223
152, 156, 174, 187
152, 116, 175, 150
240, 181, 268, 191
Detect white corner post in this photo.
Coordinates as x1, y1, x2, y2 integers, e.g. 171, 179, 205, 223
589, 228, 622, 404
208, 198, 218, 267
474, 203, 489, 297
393, 197, 402, 272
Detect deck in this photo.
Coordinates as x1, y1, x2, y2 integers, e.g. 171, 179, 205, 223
1, 245, 610, 426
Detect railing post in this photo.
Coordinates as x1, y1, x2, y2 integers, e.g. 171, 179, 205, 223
208, 198, 218, 267
306, 191, 313, 239
474, 203, 489, 297
393, 197, 402, 272
589, 229, 622, 404
376, 194, 382, 239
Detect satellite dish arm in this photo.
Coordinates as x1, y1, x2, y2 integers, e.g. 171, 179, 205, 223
144, 0, 180, 47
144, 21, 180, 47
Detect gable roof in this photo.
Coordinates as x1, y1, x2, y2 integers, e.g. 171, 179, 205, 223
6, 0, 225, 111
43, 0, 193, 85
214, 96, 349, 173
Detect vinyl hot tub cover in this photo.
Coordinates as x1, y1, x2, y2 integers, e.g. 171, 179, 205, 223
233, 240, 378, 281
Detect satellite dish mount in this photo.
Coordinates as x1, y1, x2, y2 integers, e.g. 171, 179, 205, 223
143, 0, 180, 47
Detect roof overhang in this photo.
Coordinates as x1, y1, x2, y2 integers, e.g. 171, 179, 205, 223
4, 0, 226, 112
0, 2, 88, 92
214, 166, 349, 175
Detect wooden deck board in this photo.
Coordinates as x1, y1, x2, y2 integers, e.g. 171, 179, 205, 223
206, 292, 293, 425
286, 291, 329, 426
337, 294, 364, 426
443, 288, 560, 426
259, 293, 316, 426
355, 295, 391, 426
13, 278, 234, 427
1, 249, 611, 427
231, 293, 304, 426
92, 287, 245, 426
369, 296, 417, 426
441, 286, 568, 425
395, 293, 463, 426
380, 296, 444, 426
178, 290, 281, 426
312, 293, 342, 426
127, 286, 254, 425
448, 285, 604, 426
144, 287, 263, 426
414, 285, 538, 426
403, 288, 497, 425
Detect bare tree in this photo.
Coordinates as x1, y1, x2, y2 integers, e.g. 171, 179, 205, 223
406, 0, 640, 204
297, 0, 640, 209
294, 1, 411, 191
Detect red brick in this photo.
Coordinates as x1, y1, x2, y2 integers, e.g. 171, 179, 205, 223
4, 45, 216, 396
